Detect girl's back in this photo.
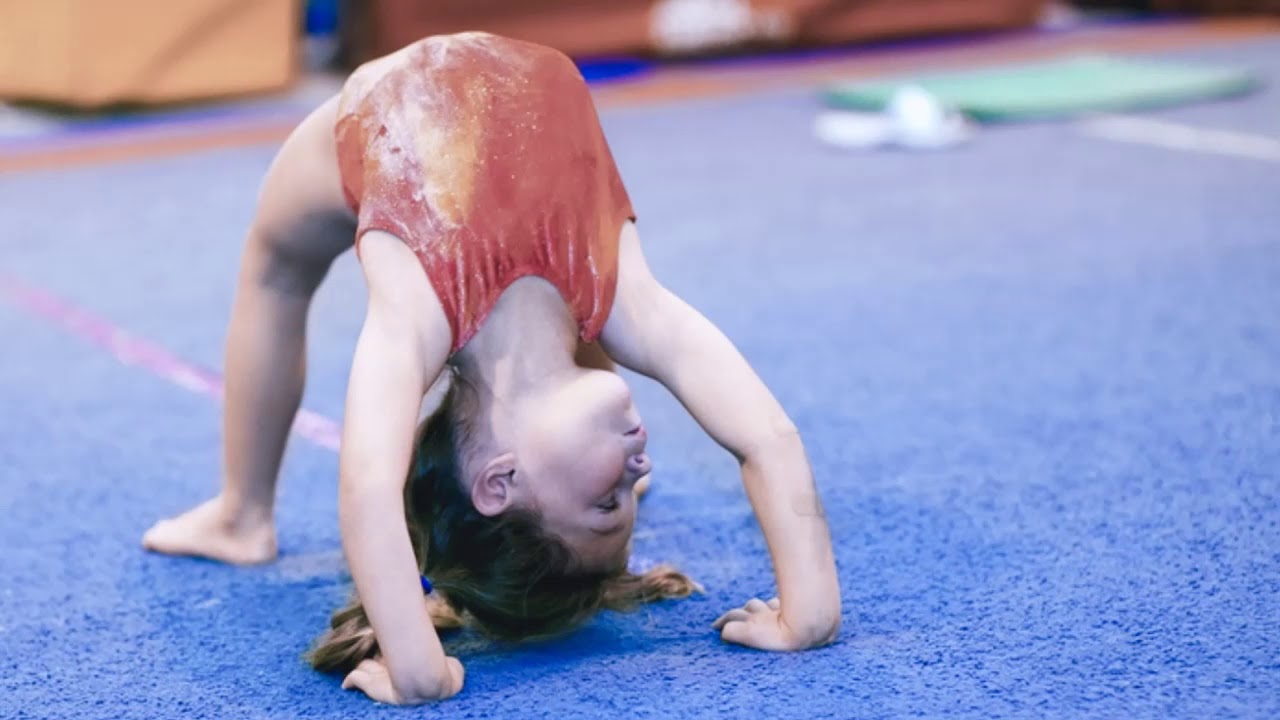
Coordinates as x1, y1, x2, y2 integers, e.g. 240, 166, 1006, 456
335, 31, 635, 353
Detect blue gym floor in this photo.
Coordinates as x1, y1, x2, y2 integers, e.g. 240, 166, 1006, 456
1, 37, 1278, 720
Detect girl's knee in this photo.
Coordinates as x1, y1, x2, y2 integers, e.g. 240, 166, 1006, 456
245, 222, 340, 296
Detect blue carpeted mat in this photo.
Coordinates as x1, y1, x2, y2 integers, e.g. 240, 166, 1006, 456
1, 39, 1278, 720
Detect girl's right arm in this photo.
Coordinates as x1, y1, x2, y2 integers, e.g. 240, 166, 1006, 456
337, 231, 461, 704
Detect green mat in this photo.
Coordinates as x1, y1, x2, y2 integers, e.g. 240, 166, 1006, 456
822, 55, 1260, 122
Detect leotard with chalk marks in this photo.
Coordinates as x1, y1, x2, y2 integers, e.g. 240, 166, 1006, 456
335, 32, 636, 353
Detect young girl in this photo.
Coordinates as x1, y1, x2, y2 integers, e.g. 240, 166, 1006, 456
142, 32, 840, 705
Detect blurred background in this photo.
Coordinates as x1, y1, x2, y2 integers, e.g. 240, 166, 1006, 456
0, 0, 1278, 118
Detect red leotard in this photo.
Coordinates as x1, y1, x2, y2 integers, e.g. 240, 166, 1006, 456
335, 33, 635, 353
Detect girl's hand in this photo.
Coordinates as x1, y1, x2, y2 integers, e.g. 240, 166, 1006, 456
712, 597, 838, 651
341, 656, 466, 705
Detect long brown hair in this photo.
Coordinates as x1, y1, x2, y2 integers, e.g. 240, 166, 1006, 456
309, 378, 698, 673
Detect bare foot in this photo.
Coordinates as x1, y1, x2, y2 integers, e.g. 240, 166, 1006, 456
142, 496, 278, 565
634, 474, 651, 499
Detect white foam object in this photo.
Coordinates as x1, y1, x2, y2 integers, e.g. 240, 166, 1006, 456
815, 86, 974, 151
650, 0, 756, 53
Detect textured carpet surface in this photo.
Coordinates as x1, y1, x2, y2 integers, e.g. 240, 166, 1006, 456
1, 39, 1278, 720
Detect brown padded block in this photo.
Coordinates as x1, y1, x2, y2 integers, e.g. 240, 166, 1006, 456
341, 0, 1049, 67
788, 0, 1048, 45
1153, 0, 1280, 12
0, 0, 299, 108
341, 0, 655, 65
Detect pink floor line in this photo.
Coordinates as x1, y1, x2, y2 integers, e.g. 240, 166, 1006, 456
0, 272, 343, 452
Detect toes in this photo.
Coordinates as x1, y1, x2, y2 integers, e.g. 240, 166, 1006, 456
141, 520, 173, 550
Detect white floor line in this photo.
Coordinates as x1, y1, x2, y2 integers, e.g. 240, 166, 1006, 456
1079, 115, 1280, 163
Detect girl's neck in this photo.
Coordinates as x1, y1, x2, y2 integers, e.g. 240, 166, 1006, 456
454, 277, 580, 401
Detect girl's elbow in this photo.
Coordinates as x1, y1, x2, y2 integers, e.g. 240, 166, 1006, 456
735, 419, 803, 465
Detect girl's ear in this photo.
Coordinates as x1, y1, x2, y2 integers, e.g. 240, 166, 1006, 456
471, 452, 518, 516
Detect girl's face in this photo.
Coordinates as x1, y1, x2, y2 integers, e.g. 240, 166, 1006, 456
511, 369, 650, 570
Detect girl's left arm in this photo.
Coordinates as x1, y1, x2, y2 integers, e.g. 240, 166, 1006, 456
601, 225, 841, 651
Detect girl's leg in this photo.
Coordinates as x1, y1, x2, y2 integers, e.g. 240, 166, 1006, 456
143, 97, 353, 564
